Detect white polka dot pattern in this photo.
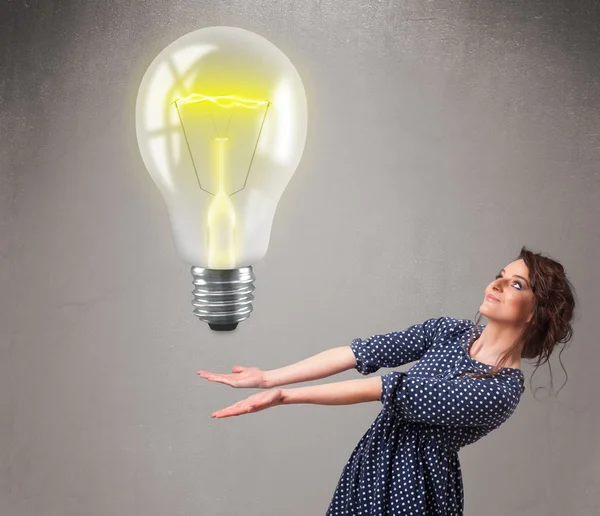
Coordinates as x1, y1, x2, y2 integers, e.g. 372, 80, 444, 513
350, 317, 452, 375
381, 372, 521, 427
326, 316, 525, 515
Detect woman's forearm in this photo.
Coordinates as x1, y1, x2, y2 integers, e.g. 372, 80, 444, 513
281, 377, 383, 406
263, 346, 357, 388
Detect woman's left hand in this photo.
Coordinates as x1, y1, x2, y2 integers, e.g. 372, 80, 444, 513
211, 388, 285, 419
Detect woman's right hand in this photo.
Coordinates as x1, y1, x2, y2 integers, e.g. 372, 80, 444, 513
197, 366, 269, 389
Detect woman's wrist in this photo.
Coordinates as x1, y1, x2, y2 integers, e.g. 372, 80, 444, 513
261, 370, 276, 389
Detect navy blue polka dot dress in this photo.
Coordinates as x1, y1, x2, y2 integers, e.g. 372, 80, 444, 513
326, 316, 525, 515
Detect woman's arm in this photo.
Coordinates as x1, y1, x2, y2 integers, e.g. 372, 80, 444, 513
262, 316, 451, 389
210, 377, 383, 418
281, 377, 383, 405
379, 371, 523, 427
263, 346, 358, 388
350, 316, 452, 375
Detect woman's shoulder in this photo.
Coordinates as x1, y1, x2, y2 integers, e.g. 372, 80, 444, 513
427, 316, 475, 336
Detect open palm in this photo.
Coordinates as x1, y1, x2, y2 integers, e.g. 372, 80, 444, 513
198, 366, 267, 389
211, 388, 284, 419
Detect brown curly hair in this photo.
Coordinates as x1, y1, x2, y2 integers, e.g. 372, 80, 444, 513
465, 246, 577, 398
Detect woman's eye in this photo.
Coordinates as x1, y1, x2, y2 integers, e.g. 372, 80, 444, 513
495, 274, 523, 290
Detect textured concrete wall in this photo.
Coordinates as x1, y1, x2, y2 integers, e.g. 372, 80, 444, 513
1, 1, 599, 514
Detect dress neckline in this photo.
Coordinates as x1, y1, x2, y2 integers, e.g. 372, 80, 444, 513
463, 324, 524, 374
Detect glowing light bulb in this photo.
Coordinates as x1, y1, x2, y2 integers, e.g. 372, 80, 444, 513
135, 26, 308, 331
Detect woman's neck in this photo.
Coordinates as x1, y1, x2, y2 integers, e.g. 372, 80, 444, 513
471, 322, 523, 369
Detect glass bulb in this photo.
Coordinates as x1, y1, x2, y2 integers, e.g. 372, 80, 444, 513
135, 26, 308, 331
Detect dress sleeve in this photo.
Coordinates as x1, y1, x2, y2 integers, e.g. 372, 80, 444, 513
350, 316, 453, 375
379, 371, 522, 427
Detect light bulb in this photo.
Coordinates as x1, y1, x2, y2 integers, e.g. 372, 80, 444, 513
135, 26, 308, 331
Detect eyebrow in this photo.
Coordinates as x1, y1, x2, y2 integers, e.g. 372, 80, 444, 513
500, 269, 531, 288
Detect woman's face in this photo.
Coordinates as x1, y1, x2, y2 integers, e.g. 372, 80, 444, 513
480, 258, 535, 326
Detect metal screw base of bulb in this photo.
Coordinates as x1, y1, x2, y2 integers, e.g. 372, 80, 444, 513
191, 266, 255, 331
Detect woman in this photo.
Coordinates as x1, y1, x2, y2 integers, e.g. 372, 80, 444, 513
197, 247, 576, 515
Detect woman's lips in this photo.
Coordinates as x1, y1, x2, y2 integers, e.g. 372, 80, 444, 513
486, 294, 500, 302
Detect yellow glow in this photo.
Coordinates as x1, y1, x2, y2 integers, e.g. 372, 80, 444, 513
207, 137, 235, 267
207, 190, 236, 268
173, 95, 269, 268
135, 27, 308, 271
174, 93, 269, 110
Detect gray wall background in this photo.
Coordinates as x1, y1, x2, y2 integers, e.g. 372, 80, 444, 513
1, 1, 599, 514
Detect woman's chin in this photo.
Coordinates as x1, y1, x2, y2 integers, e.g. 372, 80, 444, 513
479, 306, 505, 323
479, 304, 494, 318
